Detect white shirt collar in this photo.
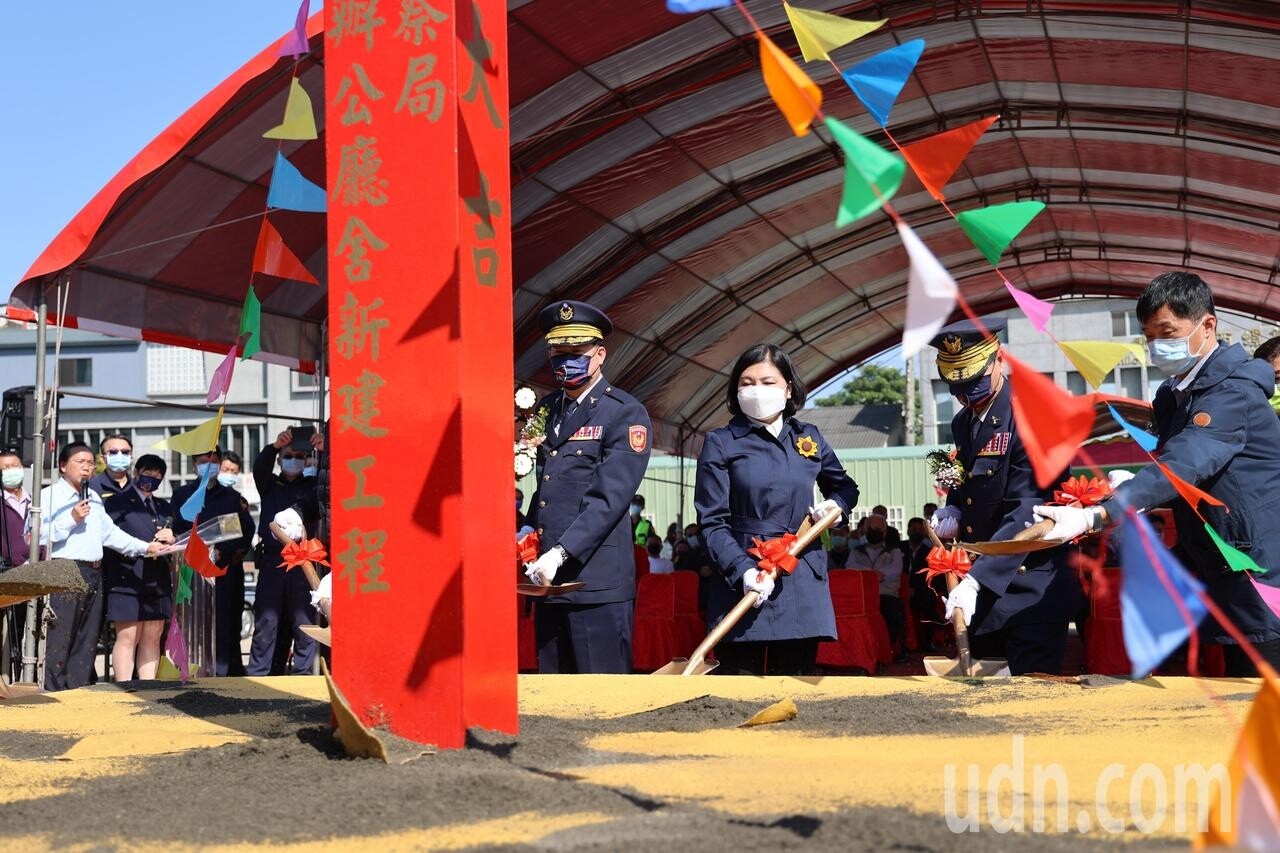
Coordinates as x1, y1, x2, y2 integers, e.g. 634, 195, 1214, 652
747, 414, 785, 438
1173, 342, 1219, 393
571, 374, 605, 404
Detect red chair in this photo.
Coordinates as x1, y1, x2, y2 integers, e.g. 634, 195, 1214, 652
860, 570, 894, 664
631, 573, 678, 672
634, 544, 650, 580
899, 569, 919, 652
672, 571, 706, 657
816, 569, 890, 673
1084, 567, 1130, 676
517, 597, 538, 672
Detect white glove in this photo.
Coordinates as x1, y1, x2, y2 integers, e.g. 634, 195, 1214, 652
273, 507, 305, 542
524, 546, 566, 586
808, 499, 841, 524
309, 573, 332, 609
930, 506, 962, 539
742, 568, 775, 608
944, 574, 979, 626
1032, 504, 1096, 543
1107, 469, 1135, 490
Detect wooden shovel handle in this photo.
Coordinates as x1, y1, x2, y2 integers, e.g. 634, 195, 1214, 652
269, 521, 321, 591
680, 507, 844, 675
1014, 517, 1056, 542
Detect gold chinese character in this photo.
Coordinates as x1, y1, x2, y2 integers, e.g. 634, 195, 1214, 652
337, 527, 389, 594
472, 247, 499, 287
334, 215, 389, 283
334, 135, 389, 207
337, 371, 389, 438
336, 292, 389, 361
394, 54, 445, 122
329, 0, 385, 51
461, 0, 503, 130
343, 456, 385, 510
464, 171, 502, 240
332, 64, 385, 127
395, 0, 448, 45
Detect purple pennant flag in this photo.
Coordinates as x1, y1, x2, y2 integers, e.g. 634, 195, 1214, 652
206, 343, 238, 405
277, 0, 311, 59
1119, 508, 1208, 678
166, 612, 191, 682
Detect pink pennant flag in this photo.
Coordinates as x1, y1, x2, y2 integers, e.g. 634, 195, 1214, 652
278, 0, 311, 59
1249, 575, 1280, 621
166, 612, 190, 682
1005, 281, 1053, 332
206, 343, 238, 404
897, 222, 957, 358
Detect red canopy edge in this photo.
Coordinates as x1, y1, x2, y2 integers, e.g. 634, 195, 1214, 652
20, 11, 326, 284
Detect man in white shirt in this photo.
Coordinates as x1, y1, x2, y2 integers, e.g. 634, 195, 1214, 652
39, 443, 172, 690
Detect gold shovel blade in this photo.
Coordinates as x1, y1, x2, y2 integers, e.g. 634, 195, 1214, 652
652, 657, 719, 676
922, 655, 1012, 678
516, 581, 587, 597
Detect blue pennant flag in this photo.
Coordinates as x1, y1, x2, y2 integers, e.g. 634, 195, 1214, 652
840, 38, 925, 127
267, 152, 326, 212
666, 0, 731, 11
1107, 404, 1158, 452
1119, 509, 1207, 679
180, 467, 215, 523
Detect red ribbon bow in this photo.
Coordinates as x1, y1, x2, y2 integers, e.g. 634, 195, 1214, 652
747, 533, 799, 575
279, 539, 331, 571
517, 531, 541, 564
918, 546, 972, 585
1052, 475, 1112, 507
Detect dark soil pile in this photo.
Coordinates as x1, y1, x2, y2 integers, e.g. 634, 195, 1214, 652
0, 559, 86, 600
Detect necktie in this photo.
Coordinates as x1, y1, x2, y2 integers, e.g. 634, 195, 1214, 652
144, 497, 156, 519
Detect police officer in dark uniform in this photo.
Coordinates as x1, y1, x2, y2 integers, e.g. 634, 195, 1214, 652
525, 300, 652, 674
1035, 272, 1280, 676
929, 319, 1080, 675
89, 434, 134, 502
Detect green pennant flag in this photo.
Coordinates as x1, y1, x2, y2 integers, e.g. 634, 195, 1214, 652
175, 562, 194, 606
1204, 523, 1265, 573
824, 116, 905, 228
238, 286, 262, 361
956, 200, 1045, 265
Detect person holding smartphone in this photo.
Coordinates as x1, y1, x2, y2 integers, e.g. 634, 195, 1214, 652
249, 426, 321, 675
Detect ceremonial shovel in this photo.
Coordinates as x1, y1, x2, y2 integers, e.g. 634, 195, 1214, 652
653, 508, 843, 676
921, 525, 1011, 678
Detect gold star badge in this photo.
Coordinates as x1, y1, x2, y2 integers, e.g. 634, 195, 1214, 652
559, 303, 574, 321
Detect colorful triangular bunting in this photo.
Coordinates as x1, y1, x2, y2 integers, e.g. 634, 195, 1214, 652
900, 115, 998, 201
666, 0, 731, 11
180, 465, 216, 524
824, 116, 905, 227
1119, 508, 1207, 679
1005, 281, 1053, 333
1059, 340, 1146, 389
253, 218, 318, 284
840, 39, 924, 127
1006, 351, 1096, 488
263, 77, 318, 141
1205, 523, 1265, 574
277, 0, 311, 58
783, 2, 885, 63
1106, 404, 1158, 452
1156, 462, 1226, 516
757, 31, 822, 137
956, 201, 1045, 266
206, 344, 238, 405
267, 151, 326, 212
1200, 677, 1280, 847
897, 222, 957, 358
239, 287, 262, 361
154, 408, 224, 455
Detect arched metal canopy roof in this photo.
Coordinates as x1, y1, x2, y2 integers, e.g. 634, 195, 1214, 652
8, 1, 1280, 450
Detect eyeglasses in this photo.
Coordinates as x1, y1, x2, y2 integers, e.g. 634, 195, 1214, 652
104, 449, 131, 456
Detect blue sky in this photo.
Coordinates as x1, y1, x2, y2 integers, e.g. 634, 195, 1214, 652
0, 2, 320, 292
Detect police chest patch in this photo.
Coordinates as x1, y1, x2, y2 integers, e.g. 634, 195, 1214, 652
977, 432, 1011, 456
629, 425, 648, 453
568, 425, 603, 441
1192, 412, 1211, 427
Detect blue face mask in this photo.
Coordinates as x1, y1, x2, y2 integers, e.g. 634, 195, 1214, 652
685, 534, 700, 549
551, 351, 594, 389
1148, 319, 1209, 377
106, 452, 132, 472
196, 462, 218, 478
829, 535, 848, 550
630, 502, 642, 516
216, 472, 238, 488
302, 466, 318, 478
281, 458, 305, 476
949, 371, 995, 408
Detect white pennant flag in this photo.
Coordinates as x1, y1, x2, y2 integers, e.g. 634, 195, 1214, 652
897, 222, 958, 358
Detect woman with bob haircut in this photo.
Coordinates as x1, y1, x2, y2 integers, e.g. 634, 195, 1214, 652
694, 343, 860, 675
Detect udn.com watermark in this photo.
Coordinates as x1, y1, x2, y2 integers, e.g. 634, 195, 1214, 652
943, 736, 1231, 834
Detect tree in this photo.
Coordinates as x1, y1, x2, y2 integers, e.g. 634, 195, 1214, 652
816, 364, 908, 406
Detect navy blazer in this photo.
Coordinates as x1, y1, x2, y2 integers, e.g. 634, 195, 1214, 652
102, 488, 171, 596
696, 415, 859, 643
1108, 344, 1280, 644
528, 378, 652, 605
946, 381, 1080, 633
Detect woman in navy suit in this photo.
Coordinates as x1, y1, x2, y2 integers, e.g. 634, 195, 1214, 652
695, 344, 860, 675
103, 453, 174, 680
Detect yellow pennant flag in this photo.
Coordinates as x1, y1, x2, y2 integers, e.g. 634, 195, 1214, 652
1057, 340, 1146, 390
783, 2, 886, 63
263, 78, 318, 141
757, 32, 822, 137
153, 407, 224, 454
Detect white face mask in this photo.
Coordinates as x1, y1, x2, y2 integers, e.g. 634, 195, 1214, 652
737, 385, 788, 421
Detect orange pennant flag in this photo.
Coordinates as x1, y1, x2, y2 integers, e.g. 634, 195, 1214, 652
252, 218, 318, 284
1198, 675, 1280, 848
901, 116, 998, 201
1156, 462, 1226, 519
1006, 352, 1096, 488
184, 526, 226, 579
757, 31, 822, 137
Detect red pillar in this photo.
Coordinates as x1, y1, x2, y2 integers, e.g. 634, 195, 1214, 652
325, 0, 515, 749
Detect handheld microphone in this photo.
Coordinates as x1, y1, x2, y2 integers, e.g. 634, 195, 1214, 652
79, 476, 90, 502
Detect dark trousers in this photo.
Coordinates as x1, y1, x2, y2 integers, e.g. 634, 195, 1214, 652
712, 639, 819, 676
214, 562, 246, 677
971, 620, 1069, 676
880, 594, 906, 655
44, 564, 103, 691
1222, 638, 1280, 677
535, 600, 633, 674
247, 559, 317, 676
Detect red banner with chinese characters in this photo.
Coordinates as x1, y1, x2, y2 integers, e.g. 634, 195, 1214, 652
326, 0, 514, 749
